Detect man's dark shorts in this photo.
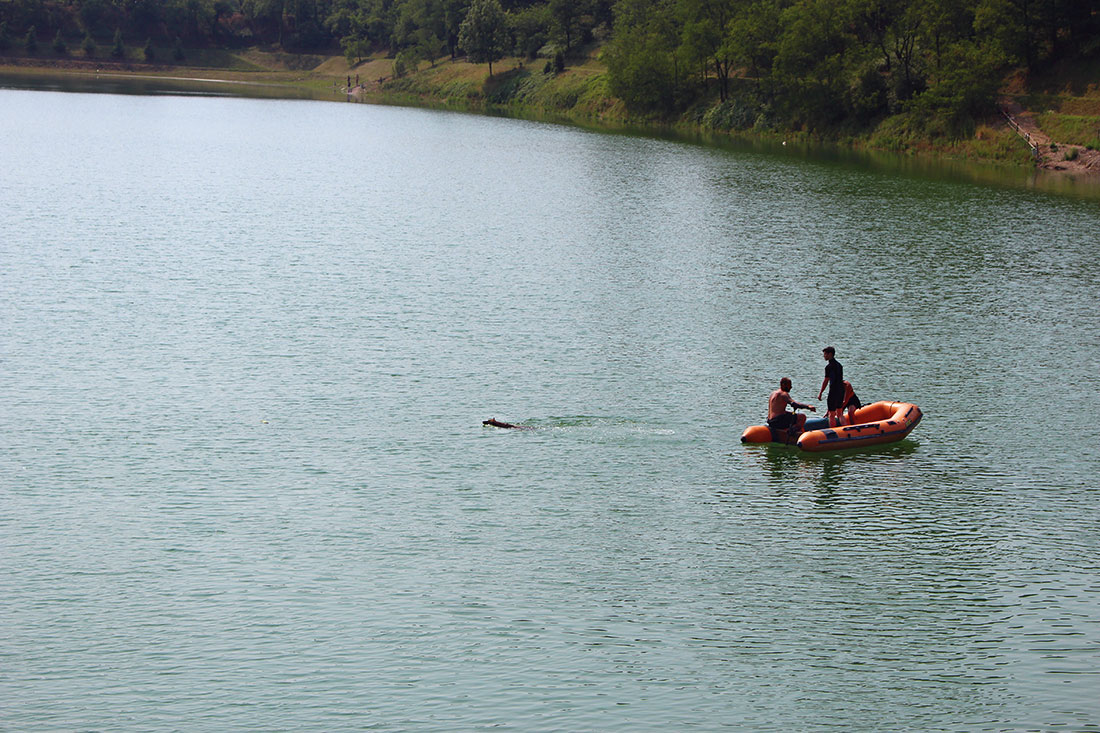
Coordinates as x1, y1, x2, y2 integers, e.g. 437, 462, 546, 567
845, 394, 862, 410
827, 390, 846, 410
767, 413, 796, 430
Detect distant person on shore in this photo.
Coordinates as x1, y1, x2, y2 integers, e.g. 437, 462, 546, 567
818, 346, 845, 427
768, 377, 816, 434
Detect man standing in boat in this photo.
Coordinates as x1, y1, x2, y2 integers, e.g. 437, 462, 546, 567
819, 346, 846, 427
768, 377, 816, 434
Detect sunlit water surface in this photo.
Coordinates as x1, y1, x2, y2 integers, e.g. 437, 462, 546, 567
2, 88, 1099, 731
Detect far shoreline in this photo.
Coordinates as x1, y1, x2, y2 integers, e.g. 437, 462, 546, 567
4, 58, 1099, 200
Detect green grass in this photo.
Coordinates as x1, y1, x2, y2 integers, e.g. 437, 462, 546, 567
171, 48, 264, 71
485, 67, 621, 120
1036, 111, 1100, 148
866, 114, 1033, 164
964, 124, 1036, 163
377, 57, 624, 124
484, 67, 543, 104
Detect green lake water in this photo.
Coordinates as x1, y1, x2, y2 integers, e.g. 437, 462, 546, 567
2, 82, 1099, 731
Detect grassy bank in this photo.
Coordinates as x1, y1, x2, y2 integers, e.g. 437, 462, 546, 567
1016, 57, 1100, 151
373, 51, 1045, 168
360, 47, 1100, 170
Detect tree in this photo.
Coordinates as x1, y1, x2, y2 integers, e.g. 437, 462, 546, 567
725, 0, 780, 82
25, 25, 38, 54
79, 0, 115, 39
772, 0, 853, 126
510, 4, 549, 59
254, 0, 288, 46
211, 0, 234, 39
418, 28, 448, 65
678, 0, 736, 101
548, 0, 587, 52
889, 3, 925, 101
906, 39, 1004, 136
182, 0, 211, 43
83, 32, 97, 57
974, 0, 1033, 67
392, 0, 451, 65
129, 0, 167, 44
458, 0, 507, 76
342, 32, 369, 64
916, 0, 973, 70
442, 0, 469, 58
605, 0, 684, 113
394, 46, 419, 76
52, 28, 68, 55
111, 28, 126, 58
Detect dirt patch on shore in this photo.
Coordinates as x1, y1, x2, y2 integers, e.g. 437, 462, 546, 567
1000, 97, 1100, 175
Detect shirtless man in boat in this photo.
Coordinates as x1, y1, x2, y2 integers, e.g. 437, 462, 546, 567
768, 377, 816, 434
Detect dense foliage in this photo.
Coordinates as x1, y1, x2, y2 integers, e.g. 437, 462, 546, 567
0, 0, 611, 63
0, 0, 1094, 136
605, 0, 1099, 134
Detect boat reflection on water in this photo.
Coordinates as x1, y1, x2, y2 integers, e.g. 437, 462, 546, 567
743, 438, 920, 496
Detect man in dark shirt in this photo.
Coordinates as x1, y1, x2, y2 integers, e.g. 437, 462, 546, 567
818, 346, 845, 427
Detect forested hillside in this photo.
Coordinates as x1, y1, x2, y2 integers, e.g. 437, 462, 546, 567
606, 0, 1097, 138
0, 0, 612, 65
1, 0, 1096, 140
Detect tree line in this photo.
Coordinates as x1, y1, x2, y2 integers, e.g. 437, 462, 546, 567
1, 0, 1095, 135
0, 0, 611, 67
605, 0, 1098, 134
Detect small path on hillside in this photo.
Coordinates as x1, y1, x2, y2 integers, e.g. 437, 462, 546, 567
1000, 97, 1100, 174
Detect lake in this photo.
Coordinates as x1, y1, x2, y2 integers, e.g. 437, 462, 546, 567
2, 82, 1099, 731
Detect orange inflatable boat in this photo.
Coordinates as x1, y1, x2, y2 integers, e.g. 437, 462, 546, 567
741, 401, 922, 452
